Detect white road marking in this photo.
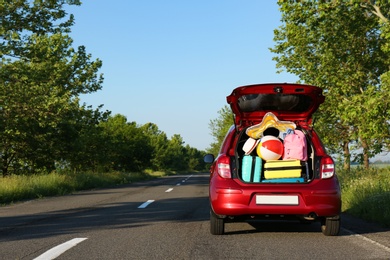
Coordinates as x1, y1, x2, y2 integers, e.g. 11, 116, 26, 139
177, 175, 192, 185
140, 175, 194, 207
33, 238, 87, 260
138, 200, 155, 208
342, 228, 390, 253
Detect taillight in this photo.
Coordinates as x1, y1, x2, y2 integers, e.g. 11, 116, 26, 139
217, 155, 231, 178
321, 156, 335, 179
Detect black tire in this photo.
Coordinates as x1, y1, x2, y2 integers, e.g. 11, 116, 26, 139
321, 216, 340, 236
210, 210, 225, 235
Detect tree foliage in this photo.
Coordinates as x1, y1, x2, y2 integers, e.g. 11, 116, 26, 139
1, 0, 104, 175
368, 1, 390, 152
1, 1, 207, 176
207, 105, 234, 156
271, 0, 390, 169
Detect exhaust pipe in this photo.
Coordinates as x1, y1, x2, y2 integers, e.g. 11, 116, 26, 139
303, 212, 317, 221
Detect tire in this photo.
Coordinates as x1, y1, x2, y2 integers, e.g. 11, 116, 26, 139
210, 209, 225, 235
321, 216, 340, 236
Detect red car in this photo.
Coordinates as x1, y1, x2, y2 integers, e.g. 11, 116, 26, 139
204, 83, 341, 236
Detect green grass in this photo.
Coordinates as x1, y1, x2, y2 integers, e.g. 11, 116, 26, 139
338, 166, 390, 227
0, 171, 153, 205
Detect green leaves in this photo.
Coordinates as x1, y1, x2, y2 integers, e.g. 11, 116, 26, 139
0, 1, 207, 176
0, 0, 103, 175
271, 1, 390, 168
207, 105, 234, 156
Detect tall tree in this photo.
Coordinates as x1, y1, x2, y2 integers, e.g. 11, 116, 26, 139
64, 104, 110, 172
207, 105, 234, 156
140, 123, 207, 171
185, 145, 206, 171
99, 114, 153, 172
140, 122, 170, 171
271, 1, 390, 169
1, 0, 104, 176
163, 134, 187, 171
365, 1, 390, 153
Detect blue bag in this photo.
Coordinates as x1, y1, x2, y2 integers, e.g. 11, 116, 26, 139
242, 155, 262, 182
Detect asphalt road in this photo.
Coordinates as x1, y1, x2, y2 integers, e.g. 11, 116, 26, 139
1, 173, 390, 259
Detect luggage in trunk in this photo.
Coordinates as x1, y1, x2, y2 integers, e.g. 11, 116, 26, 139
264, 159, 302, 179
242, 155, 262, 182
261, 177, 305, 183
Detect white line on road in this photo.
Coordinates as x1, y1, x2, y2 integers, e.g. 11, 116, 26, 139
33, 238, 88, 260
138, 200, 155, 208
342, 228, 390, 253
178, 175, 193, 185
165, 188, 174, 192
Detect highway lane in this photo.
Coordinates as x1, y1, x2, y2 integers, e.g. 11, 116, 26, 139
1, 173, 390, 259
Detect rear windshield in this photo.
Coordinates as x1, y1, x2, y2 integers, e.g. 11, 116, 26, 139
237, 94, 312, 112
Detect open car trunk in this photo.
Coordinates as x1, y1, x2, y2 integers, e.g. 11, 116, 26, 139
234, 127, 316, 184
226, 83, 325, 184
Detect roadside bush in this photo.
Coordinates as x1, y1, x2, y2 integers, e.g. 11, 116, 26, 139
0, 173, 73, 204
338, 166, 390, 226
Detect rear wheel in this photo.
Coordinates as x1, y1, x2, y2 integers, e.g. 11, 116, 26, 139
321, 216, 340, 236
210, 209, 225, 235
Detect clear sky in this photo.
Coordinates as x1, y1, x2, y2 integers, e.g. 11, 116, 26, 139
66, 1, 298, 151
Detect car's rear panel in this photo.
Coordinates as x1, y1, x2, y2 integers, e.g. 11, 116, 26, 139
210, 177, 341, 218
209, 126, 341, 219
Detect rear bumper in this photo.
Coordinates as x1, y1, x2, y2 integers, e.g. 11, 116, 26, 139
210, 179, 341, 218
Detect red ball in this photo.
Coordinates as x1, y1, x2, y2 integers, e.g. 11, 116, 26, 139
257, 135, 284, 160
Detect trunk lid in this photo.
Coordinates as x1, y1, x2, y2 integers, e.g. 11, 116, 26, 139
226, 83, 325, 129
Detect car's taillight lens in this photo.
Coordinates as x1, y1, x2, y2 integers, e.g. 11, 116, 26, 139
217, 155, 231, 179
321, 156, 335, 179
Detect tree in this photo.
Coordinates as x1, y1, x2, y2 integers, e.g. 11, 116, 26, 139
140, 123, 207, 171
271, 1, 390, 169
365, 1, 390, 153
162, 134, 187, 171
140, 122, 170, 171
185, 145, 206, 171
207, 105, 234, 156
99, 114, 153, 172
64, 104, 110, 172
1, 0, 104, 176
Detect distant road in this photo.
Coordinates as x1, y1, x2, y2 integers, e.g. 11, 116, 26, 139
1, 173, 390, 259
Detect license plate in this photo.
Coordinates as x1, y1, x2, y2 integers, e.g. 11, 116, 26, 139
256, 195, 299, 205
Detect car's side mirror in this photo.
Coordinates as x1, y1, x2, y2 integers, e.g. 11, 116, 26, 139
204, 154, 215, 163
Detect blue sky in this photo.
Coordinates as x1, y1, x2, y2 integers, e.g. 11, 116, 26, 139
66, 1, 298, 151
